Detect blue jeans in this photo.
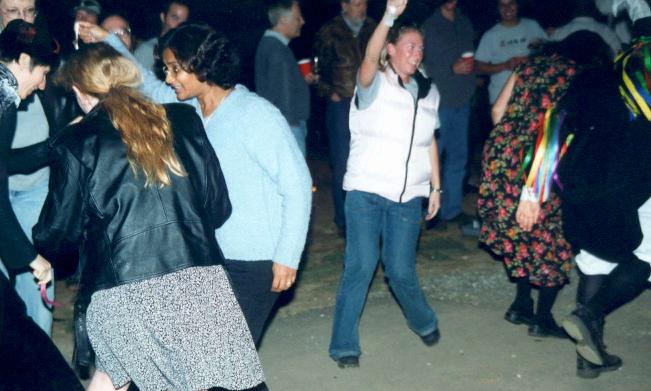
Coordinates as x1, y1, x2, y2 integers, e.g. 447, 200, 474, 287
437, 106, 470, 220
290, 120, 308, 157
329, 191, 438, 359
326, 98, 351, 231
0, 181, 53, 336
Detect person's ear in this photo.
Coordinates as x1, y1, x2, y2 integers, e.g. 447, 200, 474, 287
387, 43, 396, 57
160, 12, 166, 24
17, 53, 32, 71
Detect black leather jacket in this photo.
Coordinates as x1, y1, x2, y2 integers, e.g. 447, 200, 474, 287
33, 103, 231, 295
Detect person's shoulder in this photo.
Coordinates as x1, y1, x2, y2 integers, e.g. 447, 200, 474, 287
163, 102, 200, 126
521, 18, 544, 30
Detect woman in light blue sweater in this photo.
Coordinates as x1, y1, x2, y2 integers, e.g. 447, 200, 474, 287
79, 22, 312, 347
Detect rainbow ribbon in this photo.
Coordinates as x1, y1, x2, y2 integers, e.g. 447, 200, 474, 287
615, 36, 651, 121
518, 107, 573, 203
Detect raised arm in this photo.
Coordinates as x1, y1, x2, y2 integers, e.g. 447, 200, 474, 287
77, 22, 178, 104
358, 0, 408, 88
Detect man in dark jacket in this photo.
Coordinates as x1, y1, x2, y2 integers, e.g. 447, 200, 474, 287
314, 0, 375, 236
255, 0, 311, 157
422, 0, 475, 227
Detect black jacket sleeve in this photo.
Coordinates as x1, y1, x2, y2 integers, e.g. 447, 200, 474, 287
7, 140, 50, 175
195, 114, 231, 229
0, 105, 37, 270
32, 143, 86, 268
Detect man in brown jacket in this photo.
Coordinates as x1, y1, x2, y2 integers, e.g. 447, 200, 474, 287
314, 0, 375, 237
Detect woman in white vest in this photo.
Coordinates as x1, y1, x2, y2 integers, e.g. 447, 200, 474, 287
329, 0, 442, 368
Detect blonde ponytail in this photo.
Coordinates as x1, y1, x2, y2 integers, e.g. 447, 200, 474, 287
57, 43, 186, 187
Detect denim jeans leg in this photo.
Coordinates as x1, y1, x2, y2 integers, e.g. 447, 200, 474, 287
290, 120, 308, 157
326, 98, 351, 231
382, 197, 438, 336
329, 191, 382, 359
437, 106, 470, 220
8, 181, 53, 336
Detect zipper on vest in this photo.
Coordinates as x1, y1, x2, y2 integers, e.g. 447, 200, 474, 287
399, 98, 418, 203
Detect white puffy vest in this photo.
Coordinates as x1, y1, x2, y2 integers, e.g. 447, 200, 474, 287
344, 69, 440, 203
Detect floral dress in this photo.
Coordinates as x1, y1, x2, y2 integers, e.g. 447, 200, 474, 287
478, 56, 575, 287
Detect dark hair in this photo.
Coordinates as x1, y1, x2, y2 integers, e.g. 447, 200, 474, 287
0, 20, 58, 67
158, 23, 240, 89
536, 31, 611, 68
162, 0, 191, 15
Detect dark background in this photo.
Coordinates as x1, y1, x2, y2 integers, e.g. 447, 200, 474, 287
38, 0, 576, 87
36, 0, 580, 155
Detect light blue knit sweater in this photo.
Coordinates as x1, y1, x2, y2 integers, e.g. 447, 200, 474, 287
106, 34, 312, 268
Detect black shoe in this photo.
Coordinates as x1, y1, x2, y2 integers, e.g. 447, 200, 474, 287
577, 353, 622, 379
562, 306, 606, 365
528, 317, 569, 339
334, 356, 359, 369
420, 329, 440, 346
504, 301, 534, 326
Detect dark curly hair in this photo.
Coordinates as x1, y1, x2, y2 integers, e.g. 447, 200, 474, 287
0, 20, 58, 68
158, 23, 240, 89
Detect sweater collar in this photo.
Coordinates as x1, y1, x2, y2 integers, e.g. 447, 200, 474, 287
264, 29, 290, 46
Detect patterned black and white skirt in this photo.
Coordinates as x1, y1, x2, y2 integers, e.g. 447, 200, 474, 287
86, 265, 265, 390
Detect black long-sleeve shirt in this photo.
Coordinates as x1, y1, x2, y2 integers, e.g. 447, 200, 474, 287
0, 101, 45, 270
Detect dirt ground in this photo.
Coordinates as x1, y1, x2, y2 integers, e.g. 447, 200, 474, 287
51, 159, 651, 390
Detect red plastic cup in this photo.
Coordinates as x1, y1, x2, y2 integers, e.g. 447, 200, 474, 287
298, 58, 313, 77
461, 51, 474, 65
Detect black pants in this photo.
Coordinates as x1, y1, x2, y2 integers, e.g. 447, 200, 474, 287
223, 259, 280, 347
0, 274, 83, 391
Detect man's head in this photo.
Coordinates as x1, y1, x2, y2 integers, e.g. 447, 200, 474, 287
101, 14, 132, 51
160, 0, 190, 36
341, 0, 367, 25
268, 0, 304, 40
74, 0, 101, 24
497, 0, 519, 26
0, 0, 36, 28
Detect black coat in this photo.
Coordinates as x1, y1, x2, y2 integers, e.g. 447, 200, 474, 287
33, 103, 231, 296
557, 67, 651, 262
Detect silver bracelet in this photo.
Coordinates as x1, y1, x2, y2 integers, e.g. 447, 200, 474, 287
431, 188, 443, 194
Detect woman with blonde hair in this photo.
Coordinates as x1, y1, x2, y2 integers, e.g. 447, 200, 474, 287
33, 42, 265, 391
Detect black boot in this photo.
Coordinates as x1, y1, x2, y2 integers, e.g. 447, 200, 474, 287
528, 315, 568, 339
563, 305, 607, 365
576, 352, 623, 379
504, 297, 534, 325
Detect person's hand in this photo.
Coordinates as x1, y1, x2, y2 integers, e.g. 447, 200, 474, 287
271, 262, 297, 292
425, 190, 441, 220
515, 200, 540, 232
330, 92, 342, 102
77, 21, 108, 44
505, 56, 527, 70
304, 72, 319, 84
386, 0, 408, 17
452, 58, 474, 75
29, 254, 52, 285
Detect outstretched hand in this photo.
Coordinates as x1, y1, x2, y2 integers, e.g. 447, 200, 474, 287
76, 21, 108, 44
386, 0, 408, 17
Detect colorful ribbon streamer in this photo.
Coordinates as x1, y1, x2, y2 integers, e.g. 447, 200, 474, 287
615, 36, 651, 120
518, 107, 573, 203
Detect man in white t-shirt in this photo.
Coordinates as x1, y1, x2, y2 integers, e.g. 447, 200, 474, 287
475, 0, 546, 103
550, 0, 621, 57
